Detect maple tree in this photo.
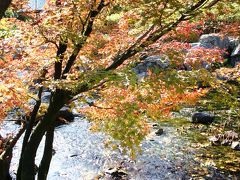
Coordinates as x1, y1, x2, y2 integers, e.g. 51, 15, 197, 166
1, 0, 239, 179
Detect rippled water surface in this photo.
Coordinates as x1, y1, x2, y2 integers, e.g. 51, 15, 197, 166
2, 116, 202, 180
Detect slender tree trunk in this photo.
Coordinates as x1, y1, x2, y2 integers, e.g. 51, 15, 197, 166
17, 88, 43, 180
19, 89, 68, 180
0, 153, 12, 180
37, 124, 54, 180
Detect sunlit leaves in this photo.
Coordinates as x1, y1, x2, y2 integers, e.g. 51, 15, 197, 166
78, 69, 208, 156
0, 0, 239, 158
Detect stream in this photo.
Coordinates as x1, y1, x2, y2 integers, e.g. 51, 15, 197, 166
1, 113, 235, 180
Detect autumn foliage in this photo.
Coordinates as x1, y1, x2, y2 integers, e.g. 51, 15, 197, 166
0, 0, 239, 179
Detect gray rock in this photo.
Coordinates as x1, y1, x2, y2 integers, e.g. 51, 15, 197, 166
199, 34, 240, 61
208, 136, 220, 146
186, 34, 239, 69
56, 107, 75, 126
191, 112, 214, 124
229, 37, 240, 51
144, 55, 170, 69
221, 139, 231, 146
199, 34, 230, 49
155, 128, 164, 136
231, 141, 240, 150
133, 55, 170, 77
184, 48, 213, 70
201, 61, 211, 70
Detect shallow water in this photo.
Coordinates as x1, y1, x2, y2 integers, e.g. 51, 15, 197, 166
1, 113, 235, 179
1, 116, 200, 180
29, 0, 46, 9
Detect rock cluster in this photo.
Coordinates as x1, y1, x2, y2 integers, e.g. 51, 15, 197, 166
208, 130, 240, 151
134, 33, 240, 76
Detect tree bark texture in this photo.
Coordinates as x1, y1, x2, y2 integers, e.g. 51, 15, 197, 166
37, 125, 54, 180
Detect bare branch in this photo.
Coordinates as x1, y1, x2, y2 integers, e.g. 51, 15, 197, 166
0, 124, 26, 160
62, 0, 109, 78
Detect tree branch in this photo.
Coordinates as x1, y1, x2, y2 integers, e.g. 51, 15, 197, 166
61, 43, 82, 79
105, 0, 220, 71
0, 124, 25, 160
54, 38, 67, 80
83, 0, 108, 37
61, 0, 109, 78
69, 0, 221, 100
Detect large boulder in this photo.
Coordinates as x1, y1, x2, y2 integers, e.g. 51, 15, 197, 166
191, 112, 214, 124
198, 34, 237, 50
187, 34, 240, 69
198, 34, 240, 66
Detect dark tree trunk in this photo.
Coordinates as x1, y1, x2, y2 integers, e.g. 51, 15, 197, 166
16, 87, 43, 180
0, 1, 14, 176
0, 0, 12, 19
0, 154, 12, 180
19, 89, 69, 180
37, 124, 54, 180
0, 124, 25, 180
